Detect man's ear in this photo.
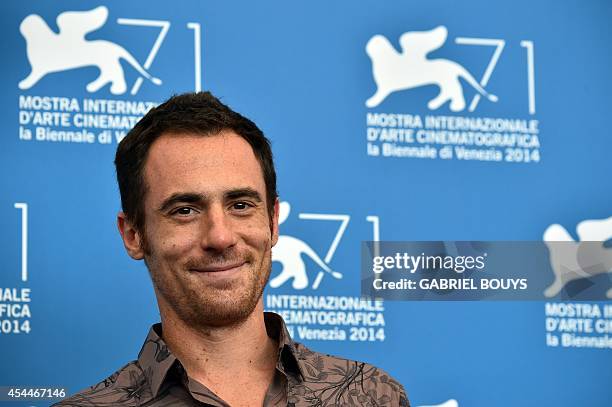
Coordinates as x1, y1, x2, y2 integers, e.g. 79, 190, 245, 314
271, 198, 280, 247
117, 212, 145, 260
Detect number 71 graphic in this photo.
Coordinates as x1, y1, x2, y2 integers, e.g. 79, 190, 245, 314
116, 17, 203, 93
455, 37, 536, 114
14, 203, 28, 282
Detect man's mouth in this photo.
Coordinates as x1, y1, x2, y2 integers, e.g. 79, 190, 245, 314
189, 261, 247, 274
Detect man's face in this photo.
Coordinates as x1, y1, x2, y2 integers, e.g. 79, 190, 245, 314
126, 131, 278, 327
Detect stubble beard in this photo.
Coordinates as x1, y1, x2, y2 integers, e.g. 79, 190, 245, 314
145, 244, 272, 329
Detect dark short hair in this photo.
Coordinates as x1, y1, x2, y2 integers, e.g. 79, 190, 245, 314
115, 91, 277, 232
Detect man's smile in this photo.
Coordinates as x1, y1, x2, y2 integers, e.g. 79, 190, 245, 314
188, 261, 248, 279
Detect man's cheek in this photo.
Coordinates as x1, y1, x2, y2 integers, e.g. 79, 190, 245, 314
246, 227, 274, 247
153, 228, 197, 255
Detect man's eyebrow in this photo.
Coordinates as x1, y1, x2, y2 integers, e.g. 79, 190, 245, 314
157, 189, 263, 212
225, 188, 263, 202
158, 192, 205, 213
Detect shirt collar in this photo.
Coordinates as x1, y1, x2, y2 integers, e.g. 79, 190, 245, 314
137, 323, 178, 398
264, 311, 305, 380
137, 312, 304, 398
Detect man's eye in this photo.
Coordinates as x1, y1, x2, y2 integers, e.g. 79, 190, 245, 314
232, 201, 252, 211
173, 207, 195, 216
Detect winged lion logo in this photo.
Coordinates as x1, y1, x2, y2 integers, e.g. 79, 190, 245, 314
19, 6, 162, 95
366, 26, 497, 111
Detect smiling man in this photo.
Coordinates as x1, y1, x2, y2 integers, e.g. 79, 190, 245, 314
55, 92, 409, 407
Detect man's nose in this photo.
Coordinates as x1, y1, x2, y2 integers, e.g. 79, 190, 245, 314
200, 205, 237, 251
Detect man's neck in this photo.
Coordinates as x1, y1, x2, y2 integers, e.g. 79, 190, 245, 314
158, 300, 278, 405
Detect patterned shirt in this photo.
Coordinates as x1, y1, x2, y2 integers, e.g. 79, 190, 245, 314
55, 312, 409, 406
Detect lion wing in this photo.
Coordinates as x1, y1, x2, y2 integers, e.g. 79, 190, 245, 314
399, 26, 448, 60
56, 6, 108, 38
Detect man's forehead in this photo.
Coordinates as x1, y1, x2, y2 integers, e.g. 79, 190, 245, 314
143, 132, 266, 199
148, 131, 253, 165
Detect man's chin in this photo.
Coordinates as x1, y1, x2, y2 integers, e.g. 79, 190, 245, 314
180, 292, 263, 328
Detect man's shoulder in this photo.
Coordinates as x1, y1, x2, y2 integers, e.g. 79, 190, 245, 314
291, 342, 410, 406
52, 360, 150, 407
